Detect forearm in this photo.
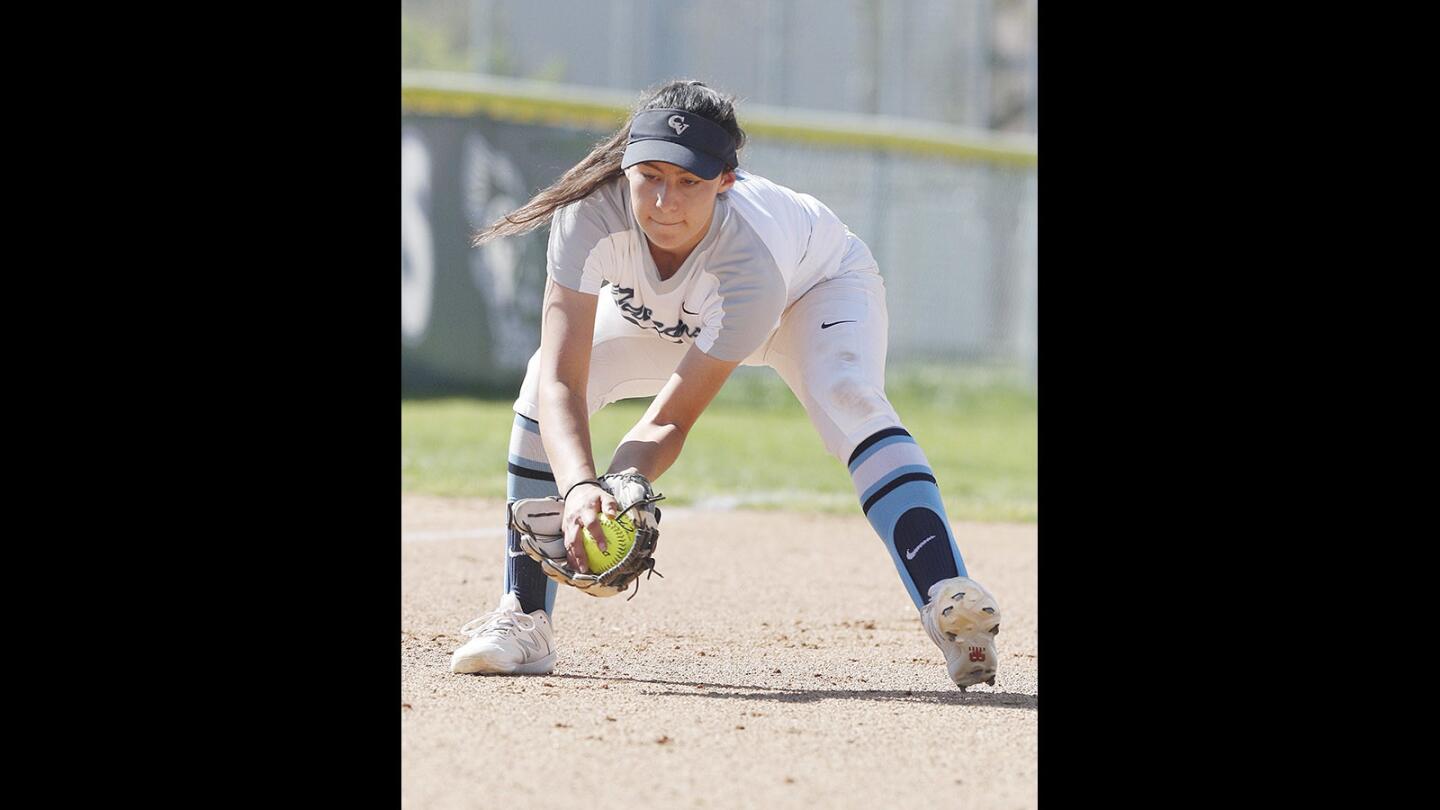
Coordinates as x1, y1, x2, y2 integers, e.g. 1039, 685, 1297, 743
604, 346, 736, 481
537, 382, 599, 491
606, 420, 687, 482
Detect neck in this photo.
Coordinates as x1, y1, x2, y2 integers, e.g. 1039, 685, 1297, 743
648, 242, 689, 279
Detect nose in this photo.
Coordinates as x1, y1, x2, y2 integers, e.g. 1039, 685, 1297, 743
653, 180, 678, 211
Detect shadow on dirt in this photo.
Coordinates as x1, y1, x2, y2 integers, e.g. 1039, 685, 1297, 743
550, 673, 1035, 710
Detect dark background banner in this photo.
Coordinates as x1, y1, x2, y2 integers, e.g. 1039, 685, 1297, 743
402, 114, 601, 396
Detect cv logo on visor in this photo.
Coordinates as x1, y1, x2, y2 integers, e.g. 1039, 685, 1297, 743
668, 115, 689, 135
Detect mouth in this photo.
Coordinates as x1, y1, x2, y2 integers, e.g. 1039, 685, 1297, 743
650, 219, 684, 227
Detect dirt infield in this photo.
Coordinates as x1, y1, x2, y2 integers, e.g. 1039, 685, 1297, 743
402, 494, 1038, 809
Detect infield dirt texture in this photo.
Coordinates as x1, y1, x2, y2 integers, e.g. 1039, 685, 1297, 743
402, 494, 1038, 809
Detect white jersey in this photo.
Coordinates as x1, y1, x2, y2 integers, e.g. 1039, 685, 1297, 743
546, 170, 877, 362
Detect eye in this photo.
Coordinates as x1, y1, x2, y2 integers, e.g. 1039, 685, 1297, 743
682, 179, 700, 186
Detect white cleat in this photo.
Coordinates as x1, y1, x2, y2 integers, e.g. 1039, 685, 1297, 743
921, 576, 1001, 689
450, 593, 557, 675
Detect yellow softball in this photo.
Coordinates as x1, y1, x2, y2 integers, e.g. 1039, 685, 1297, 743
582, 514, 636, 574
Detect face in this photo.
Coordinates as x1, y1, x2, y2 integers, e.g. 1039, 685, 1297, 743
624, 161, 736, 256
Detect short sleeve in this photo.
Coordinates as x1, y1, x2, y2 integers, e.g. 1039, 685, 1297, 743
694, 259, 787, 362
546, 196, 613, 295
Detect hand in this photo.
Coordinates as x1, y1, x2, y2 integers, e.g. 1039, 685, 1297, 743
510, 473, 664, 600
562, 482, 620, 574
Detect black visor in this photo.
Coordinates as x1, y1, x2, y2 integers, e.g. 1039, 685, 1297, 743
621, 108, 737, 180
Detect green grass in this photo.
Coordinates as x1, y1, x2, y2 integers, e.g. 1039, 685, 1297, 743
402, 366, 1036, 522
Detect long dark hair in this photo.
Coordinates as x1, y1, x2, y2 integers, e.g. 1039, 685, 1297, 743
471, 80, 746, 247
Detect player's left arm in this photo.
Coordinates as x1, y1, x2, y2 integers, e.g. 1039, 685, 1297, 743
606, 344, 740, 481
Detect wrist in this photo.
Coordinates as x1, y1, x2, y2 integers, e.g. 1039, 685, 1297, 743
562, 479, 603, 502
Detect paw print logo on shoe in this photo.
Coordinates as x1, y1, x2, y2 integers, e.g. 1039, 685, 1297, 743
968, 646, 987, 662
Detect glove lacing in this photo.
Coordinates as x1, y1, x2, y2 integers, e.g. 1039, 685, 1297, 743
624, 559, 665, 601
459, 608, 536, 639
607, 485, 667, 601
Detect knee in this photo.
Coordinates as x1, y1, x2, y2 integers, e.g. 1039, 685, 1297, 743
823, 374, 892, 423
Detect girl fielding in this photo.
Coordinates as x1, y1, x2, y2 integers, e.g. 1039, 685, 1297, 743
452, 80, 1002, 689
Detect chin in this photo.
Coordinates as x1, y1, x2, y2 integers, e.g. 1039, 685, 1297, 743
644, 227, 688, 248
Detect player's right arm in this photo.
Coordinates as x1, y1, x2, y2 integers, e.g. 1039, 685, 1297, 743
536, 275, 619, 573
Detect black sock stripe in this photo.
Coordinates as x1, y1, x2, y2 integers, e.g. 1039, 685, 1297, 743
861, 472, 937, 515
507, 463, 555, 482
848, 426, 912, 466
514, 412, 538, 425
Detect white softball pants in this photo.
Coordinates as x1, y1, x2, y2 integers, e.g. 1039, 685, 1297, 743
513, 269, 902, 462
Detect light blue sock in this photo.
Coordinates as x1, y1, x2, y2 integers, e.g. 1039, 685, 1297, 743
848, 427, 967, 611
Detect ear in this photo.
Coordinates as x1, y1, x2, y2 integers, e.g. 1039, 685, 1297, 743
717, 169, 737, 193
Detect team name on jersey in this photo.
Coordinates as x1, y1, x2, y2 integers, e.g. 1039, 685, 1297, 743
610, 285, 702, 344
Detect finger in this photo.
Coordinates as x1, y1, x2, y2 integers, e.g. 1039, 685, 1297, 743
563, 517, 591, 573
575, 502, 609, 555
588, 515, 608, 554
601, 494, 620, 520
566, 532, 589, 574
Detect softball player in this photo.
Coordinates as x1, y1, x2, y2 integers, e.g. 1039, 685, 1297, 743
451, 80, 1002, 689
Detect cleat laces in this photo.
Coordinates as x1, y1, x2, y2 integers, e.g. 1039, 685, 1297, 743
459, 608, 536, 640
